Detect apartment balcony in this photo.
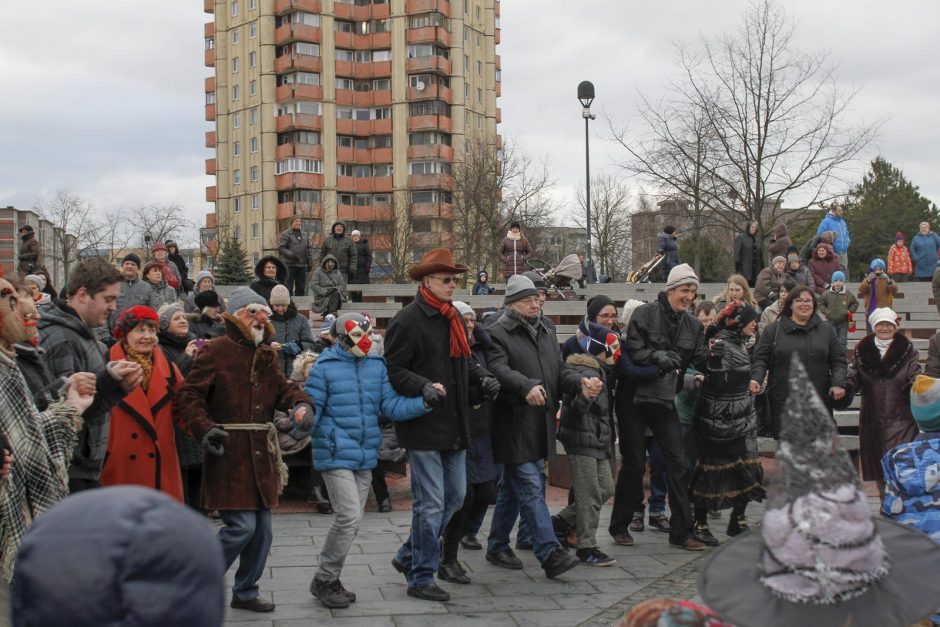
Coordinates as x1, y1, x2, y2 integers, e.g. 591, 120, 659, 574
335, 118, 392, 136
406, 26, 451, 47
204, 22, 214, 38
407, 114, 452, 133
275, 113, 323, 133
205, 131, 217, 148
274, 0, 320, 14
334, 60, 392, 80
408, 173, 454, 189
275, 143, 324, 161
205, 103, 216, 121
335, 89, 392, 107
275, 83, 323, 102
334, 2, 390, 21
405, 0, 450, 17
206, 186, 217, 202
336, 204, 382, 222
274, 23, 321, 46
204, 0, 214, 13
336, 147, 394, 164
496, 81, 501, 97
274, 54, 322, 74
495, 54, 501, 70
406, 56, 451, 75
205, 76, 216, 92
276, 172, 324, 190
495, 28, 500, 45
406, 84, 452, 103
336, 177, 393, 194
412, 202, 454, 218
205, 48, 215, 67
407, 144, 454, 161
276, 201, 322, 220
205, 158, 217, 175
496, 107, 501, 123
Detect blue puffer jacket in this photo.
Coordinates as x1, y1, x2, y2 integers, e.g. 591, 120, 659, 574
816, 213, 851, 255
304, 344, 430, 472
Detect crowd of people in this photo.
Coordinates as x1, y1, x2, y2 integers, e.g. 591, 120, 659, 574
2, 208, 940, 625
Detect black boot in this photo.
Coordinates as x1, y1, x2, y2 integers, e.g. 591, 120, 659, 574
307, 485, 333, 514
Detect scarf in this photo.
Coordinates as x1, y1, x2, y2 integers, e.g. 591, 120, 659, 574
419, 286, 471, 358
505, 230, 521, 241
123, 344, 154, 391
874, 336, 893, 359
158, 260, 180, 290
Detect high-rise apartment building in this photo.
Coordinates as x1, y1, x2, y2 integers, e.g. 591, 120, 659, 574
201, 0, 501, 273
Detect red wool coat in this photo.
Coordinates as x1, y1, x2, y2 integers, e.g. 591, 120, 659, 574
101, 343, 185, 501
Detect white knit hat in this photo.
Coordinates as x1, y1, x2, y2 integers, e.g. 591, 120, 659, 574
452, 301, 475, 319
269, 284, 291, 306
868, 307, 899, 329
664, 263, 699, 290
620, 299, 646, 328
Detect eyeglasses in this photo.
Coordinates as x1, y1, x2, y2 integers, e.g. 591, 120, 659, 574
793, 298, 815, 305
246, 303, 272, 316
428, 276, 459, 285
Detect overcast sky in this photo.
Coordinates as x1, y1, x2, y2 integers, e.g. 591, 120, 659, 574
1, 1, 937, 245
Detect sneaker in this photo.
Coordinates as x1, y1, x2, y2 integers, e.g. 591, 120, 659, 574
669, 537, 706, 551
438, 560, 471, 584
628, 516, 645, 532
611, 531, 635, 546
514, 541, 533, 551
460, 534, 482, 550
576, 547, 616, 567
691, 525, 720, 547
486, 548, 524, 570
648, 513, 671, 533
542, 546, 580, 579
310, 578, 351, 609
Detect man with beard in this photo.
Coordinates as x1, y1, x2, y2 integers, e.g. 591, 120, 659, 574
0, 273, 96, 583
39, 257, 143, 492
176, 287, 314, 613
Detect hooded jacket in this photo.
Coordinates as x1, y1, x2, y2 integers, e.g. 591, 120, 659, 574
310, 254, 347, 313
909, 230, 940, 278
186, 312, 225, 340
816, 212, 851, 255
767, 223, 792, 259
303, 344, 429, 472
558, 353, 613, 459
656, 231, 681, 272
785, 259, 816, 292
881, 432, 940, 543
277, 225, 312, 268
37, 299, 128, 480
249, 255, 288, 304
472, 271, 495, 295
320, 222, 357, 276
270, 302, 316, 376
807, 242, 841, 294
497, 231, 533, 278
800, 231, 836, 264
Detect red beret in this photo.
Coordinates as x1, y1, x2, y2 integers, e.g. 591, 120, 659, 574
114, 306, 159, 340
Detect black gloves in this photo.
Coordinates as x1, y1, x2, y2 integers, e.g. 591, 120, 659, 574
201, 426, 229, 456
421, 382, 446, 407
651, 350, 682, 371
480, 376, 501, 400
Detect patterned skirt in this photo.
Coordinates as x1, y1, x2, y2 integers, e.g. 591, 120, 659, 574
689, 450, 766, 510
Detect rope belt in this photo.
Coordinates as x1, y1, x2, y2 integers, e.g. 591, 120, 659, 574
224, 423, 289, 493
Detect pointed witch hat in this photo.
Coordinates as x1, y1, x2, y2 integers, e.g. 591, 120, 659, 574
698, 355, 940, 627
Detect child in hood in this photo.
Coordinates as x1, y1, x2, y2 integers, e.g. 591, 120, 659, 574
887, 231, 913, 282
858, 258, 898, 332
472, 270, 496, 295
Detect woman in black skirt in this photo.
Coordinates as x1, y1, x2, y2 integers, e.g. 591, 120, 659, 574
689, 301, 766, 546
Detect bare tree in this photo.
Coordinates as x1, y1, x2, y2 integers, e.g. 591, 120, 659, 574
570, 175, 633, 281
377, 196, 415, 284
34, 190, 105, 278
128, 203, 194, 248
613, 0, 877, 239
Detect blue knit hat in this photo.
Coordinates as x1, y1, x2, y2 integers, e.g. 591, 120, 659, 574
870, 258, 886, 272
910, 374, 940, 432
830, 271, 846, 283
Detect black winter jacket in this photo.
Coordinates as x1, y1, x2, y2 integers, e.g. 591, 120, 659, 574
186, 313, 225, 340
352, 238, 373, 284
270, 303, 316, 377
277, 227, 312, 268
385, 290, 488, 451
485, 309, 582, 464
558, 354, 613, 459
733, 230, 766, 284
158, 330, 195, 377
249, 255, 287, 304
321, 223, 357, 277
14, 343, 66, 412
693, 329, 757, 456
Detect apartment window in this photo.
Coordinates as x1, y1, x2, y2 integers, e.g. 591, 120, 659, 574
232, 57, 240, 73
276, 101, 321, 116
372, 49, 392, 62
278, 130, 320, 145
476, 33, 481, 47
409, 74, 449, 88
464, 82, 469, 101
463, 0, 468, 14
465, 111, 470, 127
476, 5, 481, 22
354, 50, 372, 63
407, 44, 448, 59
464, 26, 469, 41
409, 161, 452, 175
409, 132, 451, 145
276, 12, 320, 27
353, 165, 372, 178
336, 135, 354, 148
372, 78, 390, 91
409, 100, 450, 116
233, 111, 241, 128
250, 166, 258, 182
335, 77, 355, 90
251, 223, 259, 239
277, 42, 319, 57
205, 37, 215, 50
248, 0, 256, 11
410, 13, 443, 28
335, 49, 354, 62
373, 163, 392, 176
477, 115, 482, 130
234, 225, 242, 240
249, 80, 257, 96
371, 19, 391, 33
232, 29, 239, 45
249, 51, 257, 67
336, 107, 353, 119
372, 134, 392, 148
251, 193, 260, 209
234, 197, 242, 212
232, 84, 240, 101
249, 107, 258, 124
373, 107, 391, 119
464, 54, 469, 71
233, 169, 242, 185
233, 140, 241, 156
279, 189, 321, 203
231, 0, 238, 17
337, 164, 354, 177
477, 87, 482, 102
205, 91, 216, 105
249, 21, 257, 38
275, 158, 322, 174
337, 193, 355, 205
250, 136, 258, 152
477, 60, 482, 75
280, 71, 320, 86
412, 190, 453, 203
335, 20, 354, 33
495, 68, 501, 82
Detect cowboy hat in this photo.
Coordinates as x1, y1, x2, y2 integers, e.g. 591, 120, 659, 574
408, 248, 469, 281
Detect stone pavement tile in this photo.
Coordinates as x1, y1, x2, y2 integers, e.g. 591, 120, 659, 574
393, 612, 518, 626
275, 618, 396, 627
552, 592, 624, 610
510, 608, 598, 626
325, 599, 449, 617
380, 583, 492, 601
269, 564, 371, 581
590, 577, 656, 595
226, 621, 273, 627
555, 564, 640, 581
269, 544, 320, 557
443, 593, 561, 613
226, 601, 332, 622
270, 517, 313, 528
270, 535, 315, 547
266, 552, 324, 568
618, 556, 688, 579
484, 579, 599, 597
273, 584, 386, 604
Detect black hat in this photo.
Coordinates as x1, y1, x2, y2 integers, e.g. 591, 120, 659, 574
510, 220, 521, 230
193, 290, 222, 310
586, 295, 614, 323
122, 253, 141, 269
19, 225, 34, 233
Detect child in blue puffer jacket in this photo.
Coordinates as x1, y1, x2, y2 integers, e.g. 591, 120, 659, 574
303, 313, 431, 609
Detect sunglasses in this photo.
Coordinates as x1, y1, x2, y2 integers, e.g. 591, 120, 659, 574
428, 276, 459, 285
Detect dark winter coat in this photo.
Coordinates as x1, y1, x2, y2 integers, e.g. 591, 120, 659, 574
785, 262, 816, 292
656, 231, 680, 275
185, 271, 225, 314
145, 276, 178, 312
321, 223, 357, 277
37, 299, 128, 481
497, 234, 533, 278
909, 231, 940, 278
767, 223, 791, 260
270, 303, 316, 377
467, 325, 498, 484
754, 267, 785, 306
842, 333, 920, 482
13, 343, 66, 412
158, 330, 195, 377
733, 229, 766, 284
352, 238, 373, 284
749, 313, 847, 437
799, 231, 836, 264
692, 329, 757, 457
926, 330, 940, 378
17, 232, 40, 275
168, 251, 189, 282
175, 313, 312, 511
186, 313, 225, 340
277, 226, 312, 269
558, 354, 613, 459
249, 255, 288, 304
310, 254, 347, 313
484, 309, 582, 464
385, 290, 488, 451
807, 243, 842, 294
472, 281, 495, 295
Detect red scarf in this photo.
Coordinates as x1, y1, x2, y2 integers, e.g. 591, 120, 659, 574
419, 286, 471, 358
159, 260, 180, 290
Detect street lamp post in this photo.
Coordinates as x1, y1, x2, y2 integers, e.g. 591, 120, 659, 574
578, 81, 595, 283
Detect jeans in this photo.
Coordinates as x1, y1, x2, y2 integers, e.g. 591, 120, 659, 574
612, 401, 693, 544
514, 463, 546, 547
219, 509, 273, 602
317, 469, 372, 580
833, 322, 848, 351
285, 266, 307, 296
488, 460, 560, 563
557, 456, 615, 548
395, 449, 466, 588
631, 438, 667, 516
441, 480, 497, 562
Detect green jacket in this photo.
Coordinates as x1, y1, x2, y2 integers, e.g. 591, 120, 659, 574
818, 287, 858, 326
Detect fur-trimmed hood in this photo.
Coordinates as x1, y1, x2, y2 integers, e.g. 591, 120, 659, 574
565, 352, 602, 372
253, 255, 287, 284
854, 332, 915, 378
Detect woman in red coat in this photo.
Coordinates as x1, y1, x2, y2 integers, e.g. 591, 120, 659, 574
101, 306, 185, 501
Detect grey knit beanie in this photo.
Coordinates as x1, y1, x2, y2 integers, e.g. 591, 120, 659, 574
664, 263, 699, 290
158, 303, 184, 332
269, 284, 291, 307
228, 287, 269, 313
504, 274, 539, 304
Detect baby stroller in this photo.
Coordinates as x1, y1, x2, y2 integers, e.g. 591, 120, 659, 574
626, 254, 664, 284
526, 254, 582, 301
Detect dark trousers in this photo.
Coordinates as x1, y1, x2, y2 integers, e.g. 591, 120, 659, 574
286, 266, 307, 296
441, 480, 497, 562
68, 477, 101, 493
181, 466, 204, 512
371, 466, 389, 503
611, 400, 692, 544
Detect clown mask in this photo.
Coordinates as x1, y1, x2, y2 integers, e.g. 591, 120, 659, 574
337, 315, 373, 357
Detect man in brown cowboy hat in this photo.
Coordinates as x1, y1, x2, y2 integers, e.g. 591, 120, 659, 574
386, 248, 499, 602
